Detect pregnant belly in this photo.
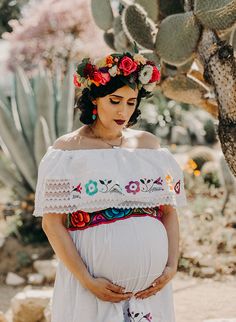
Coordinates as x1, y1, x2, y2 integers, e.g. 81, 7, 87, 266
70, 216, 168, 293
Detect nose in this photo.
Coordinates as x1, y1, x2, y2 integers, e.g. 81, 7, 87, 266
116, 102, 130, 118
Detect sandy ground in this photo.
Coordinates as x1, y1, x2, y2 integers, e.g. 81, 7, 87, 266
0, 272, 236, 321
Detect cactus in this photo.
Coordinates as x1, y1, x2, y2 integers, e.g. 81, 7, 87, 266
201, 161, 221, 188
104, 31, 116, 50
155, 12, 201, 65
0, 64, 75, 197
194, 0, 236, 30
188, 147, 215, 170
91, 0, 114, 31
121, 4, 156, 49
91, 0, 236, 176
230, 26, 236, 49
135, 0, 159, 22
203, 119, 217, 144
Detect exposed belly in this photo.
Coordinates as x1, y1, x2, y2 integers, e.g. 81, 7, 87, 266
70, 216, 168, 293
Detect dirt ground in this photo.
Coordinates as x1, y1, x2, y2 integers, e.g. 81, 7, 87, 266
0, 272, 236, 322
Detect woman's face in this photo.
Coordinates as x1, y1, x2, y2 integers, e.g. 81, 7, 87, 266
93, 85, 139, 130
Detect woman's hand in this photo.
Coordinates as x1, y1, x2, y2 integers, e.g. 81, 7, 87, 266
134, 265, 177, 300
86, 276, 133, 303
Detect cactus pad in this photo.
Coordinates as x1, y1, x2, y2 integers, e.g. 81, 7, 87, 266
194, 0, 236, 30
91, 0, 114, 31
104, 31, 116, 50
135, 0, 159, 21
155, 12, 201, 66
122, 4, 156, 49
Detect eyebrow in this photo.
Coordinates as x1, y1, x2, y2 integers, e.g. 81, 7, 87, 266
110, 95, 137, 100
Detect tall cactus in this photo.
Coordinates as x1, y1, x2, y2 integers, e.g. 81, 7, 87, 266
91, 0, 236, 176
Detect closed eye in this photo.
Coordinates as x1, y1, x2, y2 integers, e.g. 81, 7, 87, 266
109, 98, 136, 106
110, 98, 120, 104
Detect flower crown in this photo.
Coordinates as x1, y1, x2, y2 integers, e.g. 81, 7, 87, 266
73, 52, 161, 92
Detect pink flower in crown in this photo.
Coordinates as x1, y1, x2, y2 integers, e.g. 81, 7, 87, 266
93, 71, 110, 85
100, 72, 111, 84
125, 180, 140, 194
119, 56, 138, 76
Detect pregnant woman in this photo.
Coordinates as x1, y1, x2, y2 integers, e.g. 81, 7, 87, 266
33, 52, 187, 322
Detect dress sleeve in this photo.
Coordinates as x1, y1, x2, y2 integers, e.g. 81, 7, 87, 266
162, 148, 188, 208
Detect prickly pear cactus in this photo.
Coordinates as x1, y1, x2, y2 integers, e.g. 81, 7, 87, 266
155, 12, 201, 65
91, 0, 236, 176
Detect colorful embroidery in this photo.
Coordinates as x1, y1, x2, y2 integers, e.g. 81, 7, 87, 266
139, 177, 163, 192
125, 307, 153, 321
66, 206, 164, 231
71, 175, 181, 202
85, 180, 98, 196
125, 181, 140, 194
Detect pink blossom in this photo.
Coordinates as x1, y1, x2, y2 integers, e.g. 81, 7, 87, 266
119, 56, 138, 76
3, 0, 109, 74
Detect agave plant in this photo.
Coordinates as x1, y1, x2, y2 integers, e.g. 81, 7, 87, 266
0, 63, 80, 199
91, 0, 236, 176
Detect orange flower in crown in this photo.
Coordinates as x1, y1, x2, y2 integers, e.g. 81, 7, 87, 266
73, 52, 161, 92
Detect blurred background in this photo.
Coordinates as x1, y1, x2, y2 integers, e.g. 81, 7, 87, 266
0, 0, 235, 321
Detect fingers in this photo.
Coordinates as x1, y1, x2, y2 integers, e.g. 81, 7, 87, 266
106, 289, 133, 303
106, 283, 125, 293
135, 275, 170, 299
103, 282, 133, 303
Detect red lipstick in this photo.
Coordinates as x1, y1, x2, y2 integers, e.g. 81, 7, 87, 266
114, 120, 125, 125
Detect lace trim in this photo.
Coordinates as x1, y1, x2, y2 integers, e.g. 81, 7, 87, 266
32, 194, 186, 217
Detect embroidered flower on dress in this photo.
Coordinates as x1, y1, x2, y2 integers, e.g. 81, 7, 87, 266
85, 180, 98, 196
125, 181, 140, 195
73, 183, 82, 193
174, 180, 181, 194
165, 174, 174, 191
70, 211, 90, 228
126, 307, 153, 321
103, 207, 132, 219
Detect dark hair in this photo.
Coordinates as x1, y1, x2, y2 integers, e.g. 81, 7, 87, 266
75, 76, 151, 127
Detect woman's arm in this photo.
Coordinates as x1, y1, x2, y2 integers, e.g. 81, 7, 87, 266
161, 205, 180, 271
42, 213, 92, 286
42, 213, 133, 302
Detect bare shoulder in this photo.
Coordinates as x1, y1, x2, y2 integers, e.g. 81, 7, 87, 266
52, 130, 80, 150
126, 128, 161, 149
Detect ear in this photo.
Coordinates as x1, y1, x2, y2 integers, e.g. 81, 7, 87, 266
92, 99, 97, 105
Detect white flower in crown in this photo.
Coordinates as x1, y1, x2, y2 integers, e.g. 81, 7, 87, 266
143, 82, 156, 92
108, 65, 118, 77
138, 65, 153, 84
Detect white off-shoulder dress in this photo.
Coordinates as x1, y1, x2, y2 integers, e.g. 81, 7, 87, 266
33, 146, 187, 322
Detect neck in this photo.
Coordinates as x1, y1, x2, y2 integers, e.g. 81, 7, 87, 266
89, 120, 124, 140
